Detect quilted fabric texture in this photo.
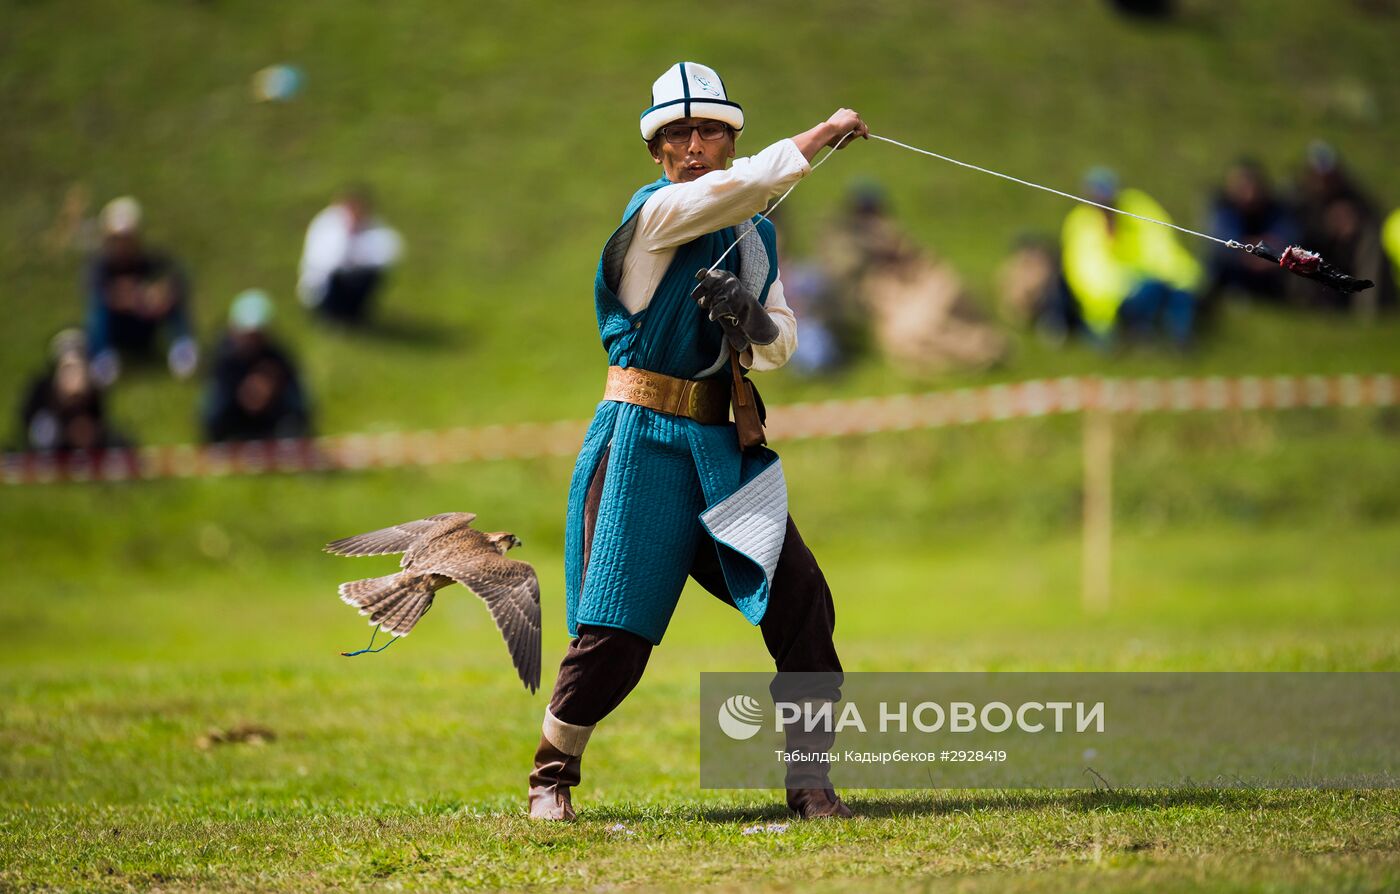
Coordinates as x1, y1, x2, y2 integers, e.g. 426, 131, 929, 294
564, 179, 782, 645
700, 458, 788, 591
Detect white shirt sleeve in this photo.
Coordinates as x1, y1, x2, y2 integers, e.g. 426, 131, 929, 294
346, 221, 403, 268
634, 139, 810, 252
742, 272, 797, 371
298, 206, 351, 304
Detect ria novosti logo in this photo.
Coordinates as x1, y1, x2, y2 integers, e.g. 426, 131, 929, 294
717, 693, 1107, 740
717, 694, 764, 740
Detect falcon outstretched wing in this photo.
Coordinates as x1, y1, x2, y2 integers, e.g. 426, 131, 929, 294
419, 550, 542, 693
324, 512, 477, 557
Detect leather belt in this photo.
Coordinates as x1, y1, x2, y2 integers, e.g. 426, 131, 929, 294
603, 366, 729, 425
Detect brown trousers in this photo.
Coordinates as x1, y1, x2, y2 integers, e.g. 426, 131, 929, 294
549, 447, 843, 728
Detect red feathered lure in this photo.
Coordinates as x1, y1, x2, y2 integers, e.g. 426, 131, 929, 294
1279, 246, 1322, 273
1247, 243, 1372, 293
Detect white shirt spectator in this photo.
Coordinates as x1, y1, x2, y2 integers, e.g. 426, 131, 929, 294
298, 204, 403, 307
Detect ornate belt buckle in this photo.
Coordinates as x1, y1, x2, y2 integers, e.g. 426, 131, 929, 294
688, 380, 720, 424
674, 379, 697, 417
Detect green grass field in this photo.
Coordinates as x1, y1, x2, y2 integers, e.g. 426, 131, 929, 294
3, 0, 1399, 890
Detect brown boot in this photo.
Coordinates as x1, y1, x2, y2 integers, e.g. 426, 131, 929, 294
777, 696, 852, 819
787, 786, 855, 819
527, 736, 580, 821
527, 708, 593, 821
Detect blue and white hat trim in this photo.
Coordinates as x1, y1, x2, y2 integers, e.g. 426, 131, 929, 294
640, 61, 744, 141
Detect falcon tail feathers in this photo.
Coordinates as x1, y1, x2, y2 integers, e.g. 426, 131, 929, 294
338, 572, 437, 637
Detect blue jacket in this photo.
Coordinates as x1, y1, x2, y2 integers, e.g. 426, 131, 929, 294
563, 178, 786, 645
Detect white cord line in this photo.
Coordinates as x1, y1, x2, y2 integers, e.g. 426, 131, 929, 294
869, 133, 1242, 250
707, 127, 1243, 284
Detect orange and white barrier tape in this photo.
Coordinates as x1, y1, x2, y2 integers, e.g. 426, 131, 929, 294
765, 373, 1396, 439
4, 374, 1395, 486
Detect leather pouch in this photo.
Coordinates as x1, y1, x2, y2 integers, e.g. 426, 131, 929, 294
729, 349, 767, 451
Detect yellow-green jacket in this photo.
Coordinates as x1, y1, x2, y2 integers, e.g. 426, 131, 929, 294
1383, 208, 1400, 286
1062, 189, 1202, 333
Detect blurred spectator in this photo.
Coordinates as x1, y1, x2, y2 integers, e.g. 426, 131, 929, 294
1202, 159, 1299, 309
822, 182, 1006, 375
85, 197, 198, 385
823, 183, 907, 287
298, 186, 403, 324
996, 233, 1081, 345
1290, 142, 1390, 316
1295, 142, 1374, 239
202, 290, 311, 443
1061, 167, 1202, 349
778, 260, 845, 376
819, 182, 895, 363
19, 330, 126, 452
1384, 208, 1400, 294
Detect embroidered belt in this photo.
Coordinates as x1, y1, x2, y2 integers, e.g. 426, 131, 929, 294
603, 366, 729, 425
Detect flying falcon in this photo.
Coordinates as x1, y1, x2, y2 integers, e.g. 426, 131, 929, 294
325, 512, 541, 692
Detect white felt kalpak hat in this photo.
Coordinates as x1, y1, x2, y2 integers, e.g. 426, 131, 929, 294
640, 62, 744, 142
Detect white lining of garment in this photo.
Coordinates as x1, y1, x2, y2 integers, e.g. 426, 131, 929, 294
699, 458, 788, 590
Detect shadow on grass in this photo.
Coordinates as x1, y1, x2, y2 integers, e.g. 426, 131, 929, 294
649, 787, 1298, 824
321, 313, 471, 350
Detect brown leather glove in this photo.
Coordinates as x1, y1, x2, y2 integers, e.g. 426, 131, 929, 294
693, 268, 780, 352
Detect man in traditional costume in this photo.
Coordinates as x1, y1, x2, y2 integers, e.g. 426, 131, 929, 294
527, 62, 868, 822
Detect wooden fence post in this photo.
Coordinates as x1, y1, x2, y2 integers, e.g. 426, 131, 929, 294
1082, 405, 1114, 614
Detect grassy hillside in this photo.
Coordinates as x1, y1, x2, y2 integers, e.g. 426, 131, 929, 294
2, 1, 1399, 891
3, 0, 1398, 438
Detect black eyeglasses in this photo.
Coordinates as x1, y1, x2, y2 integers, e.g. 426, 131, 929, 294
658, 122, 732, 144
